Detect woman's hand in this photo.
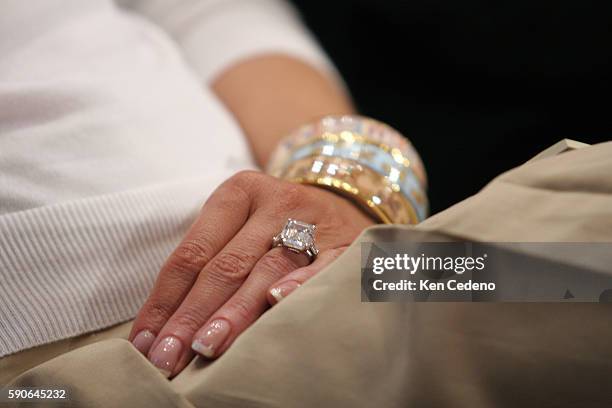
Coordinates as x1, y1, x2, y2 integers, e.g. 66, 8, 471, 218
129, 170, 373, 377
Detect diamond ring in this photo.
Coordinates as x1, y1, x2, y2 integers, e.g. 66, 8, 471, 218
272, 219, 319, 262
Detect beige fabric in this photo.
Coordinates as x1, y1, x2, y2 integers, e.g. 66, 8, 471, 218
3, 141, 612, 407
0, 322, 131, 386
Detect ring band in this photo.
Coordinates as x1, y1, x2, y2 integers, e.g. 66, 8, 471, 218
272, 219, 318, 262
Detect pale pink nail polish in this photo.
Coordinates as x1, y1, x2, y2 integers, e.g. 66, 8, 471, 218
269, 281, 301, 304
132, 330, 155, 355
191, 319, 231, 358
149, 336, 182, 378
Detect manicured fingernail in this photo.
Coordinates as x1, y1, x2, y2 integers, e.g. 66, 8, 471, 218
191, 319, 231, 358
270, 281, 301, 304
132, 330, 155, 355
149, 336, 182, 378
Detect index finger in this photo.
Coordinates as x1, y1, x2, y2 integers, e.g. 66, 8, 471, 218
129, 171, 257, 354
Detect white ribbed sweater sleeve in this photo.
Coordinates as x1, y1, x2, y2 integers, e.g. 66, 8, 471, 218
0, 0, 338, 358
116, 0, 335, 83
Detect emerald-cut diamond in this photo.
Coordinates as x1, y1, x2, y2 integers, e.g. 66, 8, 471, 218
273, 219, 318, 259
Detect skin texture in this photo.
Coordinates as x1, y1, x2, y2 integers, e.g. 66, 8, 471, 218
211, 54, 353, 167
129, 55, 374, 377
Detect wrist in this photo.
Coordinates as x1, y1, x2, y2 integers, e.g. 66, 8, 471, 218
266, 115, 428, 224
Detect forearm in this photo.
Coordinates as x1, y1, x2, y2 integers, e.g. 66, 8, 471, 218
212, 54, 354, 168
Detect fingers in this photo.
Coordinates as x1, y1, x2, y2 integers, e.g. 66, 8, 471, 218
129, 172, 256, 353
130, 171, 371, 376
146, 213, 282, 377
188, 247, 343, 361
191, 247, 309, 359
267, 247, 347, 305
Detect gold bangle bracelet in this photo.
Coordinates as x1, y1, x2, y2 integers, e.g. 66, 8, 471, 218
268, 131, 425, 182
267, 115, 428, 188
281, 155, 419, 224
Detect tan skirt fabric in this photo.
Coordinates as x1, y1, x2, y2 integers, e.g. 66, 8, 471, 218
2, 141, 612, 407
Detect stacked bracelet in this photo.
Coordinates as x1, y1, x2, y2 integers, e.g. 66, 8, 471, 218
267, 115, 428, 224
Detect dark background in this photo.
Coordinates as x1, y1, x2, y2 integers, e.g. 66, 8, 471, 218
291, 0, 612, 214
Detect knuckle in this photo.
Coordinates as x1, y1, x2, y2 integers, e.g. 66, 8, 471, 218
275, 182, 303, 211
221, 187, 250, 212
257, 251, 298, 276
210, 173, 260, 213
168, 238, 212, 274
208, 251, 257, 284
227, 295, 254, 322
321, 217, 344, 236
229, 170, 262, 190
329, 246, 348, 257
142, 300, 175, 327
172, 309, 208, 333
210, 183, 249, 209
